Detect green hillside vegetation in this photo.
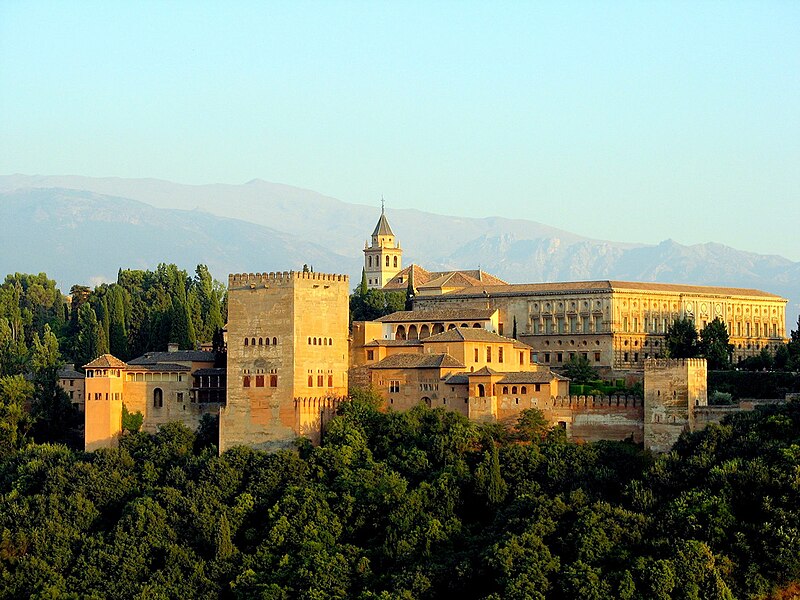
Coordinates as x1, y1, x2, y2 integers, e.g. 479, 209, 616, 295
1, 386, 799, 599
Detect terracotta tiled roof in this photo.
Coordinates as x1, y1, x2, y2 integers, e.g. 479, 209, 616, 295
127, 350, 216, 365
376, 308, 496, 323
364, 339, 424, 347
423, 328, 525, 345
192, 368, 227, 376
499, 371, 569, 383
418, 280, 785, 300
83, 354, 128, 369
57, 364, 85, 379
126, 363, 191, 372
445, 373, 470, 384
381, 265, 507, 291
370, 353, 465, 370
471, 366, 501, 376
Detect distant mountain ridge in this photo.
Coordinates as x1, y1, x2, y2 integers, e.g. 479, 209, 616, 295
1, 174, 798, 325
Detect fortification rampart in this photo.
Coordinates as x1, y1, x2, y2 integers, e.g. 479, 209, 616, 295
228, 271, 349, 288
295, 395, 347, 445
644, 357, 708, 370
549, 395, 641, 408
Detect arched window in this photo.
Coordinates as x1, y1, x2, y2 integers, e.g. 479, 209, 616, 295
273, 337, 277, 345
385, 255, 390, 267
251, 338, 256, 346
308, 337, 311, 344
323, 338, 328, 346
308, 375, 314, 387
521, 386, 527, 394
153, 388, 163, 408
433, 323, 445, 334
420, 324, 430, 339
408, 324, 418, 340
502, 386, 508, 394
512, 386, 517, 394
477, 384, 486, 398
258, 337, 263, 345
328, 338, 332, 345
393, 256, 398, 267
244, 338, 249, 346
368, 256, 372, 268
265, 337, 270, 346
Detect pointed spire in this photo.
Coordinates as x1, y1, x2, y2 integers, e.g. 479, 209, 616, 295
371, 198, 394, 237
381, 195, 385, 215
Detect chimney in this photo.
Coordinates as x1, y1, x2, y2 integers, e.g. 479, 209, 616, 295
167, 343, 179, 353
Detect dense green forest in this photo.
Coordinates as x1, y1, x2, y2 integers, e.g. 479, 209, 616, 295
0, 265, 226, 375
1, 387, 799, 599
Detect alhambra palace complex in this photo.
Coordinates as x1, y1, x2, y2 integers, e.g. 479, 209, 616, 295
77, 208, 789, 454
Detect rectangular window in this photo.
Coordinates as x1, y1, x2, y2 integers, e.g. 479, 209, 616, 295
594, 352, 601, 362
544, 352, 550, 363
390, 380, 400, 393
595, 316, 603, 332
176, 392, 184, 402
498, 323, 504, 335
328, 375, 333, 387
69, 391, 74, 399
498, 347, 503, 363
256, 375, 264, 387
533, 320, 539, 334
243, 376, 251, 388
270, 375, 278, 387
535, 383, 541, 392
569, 316, 577, 332
367, 350, 374, 360
308, 375, 314, 387
486, 347, 492, 362
317, 375, 324, 387
557, 317, 565, 333
633, 317, 638, 332
474, 348, 479, 362
623, 317, 628, 332
546, 320, 553, 334
583, 319, 590, 333
556, 353, 563, 363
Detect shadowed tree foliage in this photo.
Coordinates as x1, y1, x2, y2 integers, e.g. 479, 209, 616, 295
666, 317, 701, 359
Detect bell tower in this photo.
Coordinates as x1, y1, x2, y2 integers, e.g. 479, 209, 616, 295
364, 199, 402, 289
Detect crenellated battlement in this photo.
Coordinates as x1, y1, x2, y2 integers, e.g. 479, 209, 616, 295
549, 394, 641, 408
644, 358, 707, 370
228, 271, 350, 288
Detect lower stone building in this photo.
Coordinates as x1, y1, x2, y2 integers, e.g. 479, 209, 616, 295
57, 364, 85, 412
83, 347, 225, 452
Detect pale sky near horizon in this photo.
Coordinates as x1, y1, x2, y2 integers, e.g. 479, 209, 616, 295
1, 1, 799, 260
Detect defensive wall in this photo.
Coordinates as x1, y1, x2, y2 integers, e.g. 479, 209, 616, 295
546, 394, 643, 444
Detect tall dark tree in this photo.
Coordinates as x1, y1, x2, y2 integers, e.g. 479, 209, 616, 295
74, 303, 101, 368
666, 317, 701, 359
700, 318, 733, 370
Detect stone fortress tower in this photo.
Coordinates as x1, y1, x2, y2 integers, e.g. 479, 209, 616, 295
643, 358, 708, 452
220, 270, 350, 452
364, 199, 402, 290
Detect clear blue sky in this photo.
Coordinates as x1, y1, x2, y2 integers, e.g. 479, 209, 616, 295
2, 1, 799, 260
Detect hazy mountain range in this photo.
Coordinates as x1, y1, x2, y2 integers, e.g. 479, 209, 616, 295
2, 174, 798, 325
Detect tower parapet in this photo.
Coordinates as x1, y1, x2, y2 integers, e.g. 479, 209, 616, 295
228, 271, 349, 289
644, 357, 708, 452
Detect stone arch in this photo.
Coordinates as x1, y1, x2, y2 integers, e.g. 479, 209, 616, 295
521, 386, 527, 394
420, 324, 430, 339
448, 324, 456, 330
408, 324, 418, 340
396, 325, 406, 340
153, 388, 163, 408
477, 384, 486, 397
433, 323, 445, 334
460, 323, 469, 328
421, 396, 432, 408
473, 323, 481, 328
